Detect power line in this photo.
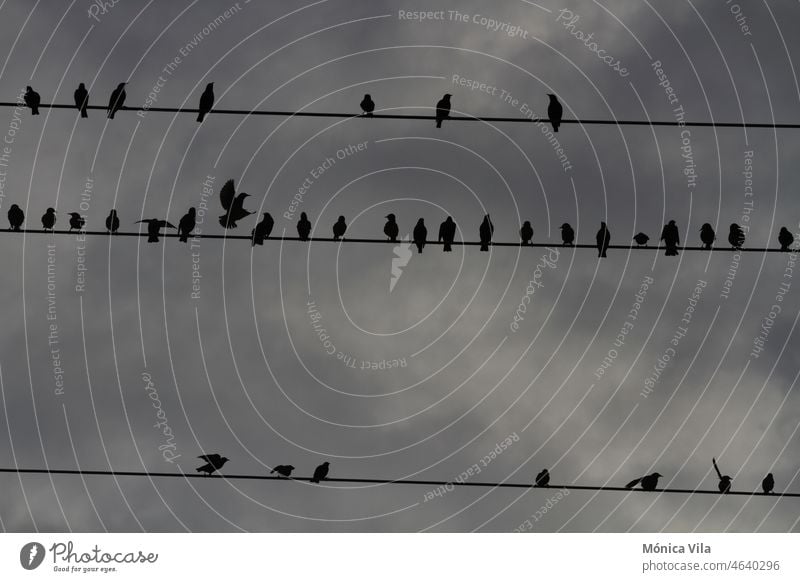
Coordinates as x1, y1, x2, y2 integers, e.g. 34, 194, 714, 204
0, 467, 794, 498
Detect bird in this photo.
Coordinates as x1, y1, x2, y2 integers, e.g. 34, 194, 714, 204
383, 214, 399, 242
560, 223, 575, 246
360, 94, 375, 116
251, 212, 274, 246
297, 212, 312, 240
105, 209, 120, 233
196, 454, 229, 476
41, 208, 56, 230
68, 212, 85, 232
713, 457, 732, 494
535, 469, 550, 487
596, 221, 610, 257
310, 461, 330, 483
7, 204, 24, 231
479, 214, 494, 251
24, 86, 40, 115
74, 83, 89, 117
762, 473, 774, 495
332, 216, 347, 241
625, 472, 662, 491
439, 216, 456, 252
520, 221, 534, 246
271, 465, 295, 478
413, 218, 427, 253
218, 179, 253, 228
661, 220, 680, 256
107, 82, 126, 118
728, 223, 745, 249
435, 93, 451, 128
779, 227, 794, 252
135, 219, 176, 242
547, 94, 563, 132
196, 82, 214, 122
178, 207, 197, 243
700, 223, 715, 249
633, 232, 649, 246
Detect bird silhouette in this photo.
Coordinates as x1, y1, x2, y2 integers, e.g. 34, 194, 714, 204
713, 457, 732, 493
625, 472, 662, 491
24, 86, 40, 115
633, 232, 649, 246
479, 214, 494, 251
520, 221, 534, 245
196, 82, 214, 122
271, 465, 295, 478
7, 204, 24, 231
547, 94, 563, 132
661, 220, 680, 256
560, 223, 575, 246
332, 216, 347, 240
68, 212, 85, 232
297, 212, 312, 240
728, 223, 745, 249
360, 94, 375, 116
196, 454, 229, 476
439, 216, 456, 252
74, 83, 89, 117
413, 218, 427, 253
535, 469, 550, 487
761, 473, 774, 494
251, 212, 274, 246
178, 207, 196, 242
384, 213, 399, 242
310, 461, 330, 483
779, 227, 794, 252
105, 209, 120, 233
136, 219, 175, 242
218, 179, 253, 228
700, 223, 715, 249
435, 93, 451, 128
41, 208, 56, 230
596, 222, 610, 257
107, 82, 126, 118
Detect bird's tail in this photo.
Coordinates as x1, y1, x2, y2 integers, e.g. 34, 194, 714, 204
436, 119, 442, 128
179, 234, 188, 243
197, 112, 205, 122
80, 109, 87, 118
32, 108, 39, 115
625, 477, 642, 489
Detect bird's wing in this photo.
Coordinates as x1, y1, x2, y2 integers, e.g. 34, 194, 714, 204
624, 477, 642, 489
163, 221, 177, 228
219, 179, 236, 211
198, 454, 221, 463
134, 220, 150, 224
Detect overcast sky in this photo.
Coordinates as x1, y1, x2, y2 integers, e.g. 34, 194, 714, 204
1, 0, 800, 532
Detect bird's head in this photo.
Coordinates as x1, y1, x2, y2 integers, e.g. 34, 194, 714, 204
446, 216, 453, 223
385, 213, 395, 220
47, 208, 55, 214
188, 208, 196, 216
322, 462, 329, 467
652, 472, 663, 479
523, 221, 531, 226
365, 93, 371, 99
79, 83, 85, 89
207, 82, 214, 89
69, 212, 81, 218
547, 93, 558, 100
601, 221, 607, 227
668, 220, 675, 225
26, 86, 32, 91
444, 93, 452, 99
221, 457, 229, 464
300, 212, 307, 220
338, 216, 345, 222
417, 218, 425, 224
560, 223, 570, 229
118, 82, 127, 88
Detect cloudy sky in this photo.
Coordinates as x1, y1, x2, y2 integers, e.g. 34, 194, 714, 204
1, 0, 800, 532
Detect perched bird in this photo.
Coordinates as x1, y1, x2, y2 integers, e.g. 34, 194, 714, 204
625, 472, 662, 491
41, 207, 56, 230
360, 94, 375, 116
74, 83, 89, 117
700, 223, 715, 250
332, 216, 347, 241
547, 94, 563, 132
297, 212, 312, 241
728, 223, 745, 249
439, 216, 456, 252
596, 221, 610, 257
520, 220, 534, 246
68, 212, 85, 232
778, 227, 794, 252
197, 82, 214, 122
535, 469, 550, 487
107, 82, 126, 118
135, 219, 176, 242
7, 204, 24, 231
435, 93, 451, 128
218, 179, 253, 228
762, 473, 774, 495
713, 457, 732, 494
178, 207, 197, 243
560, 222, 575, 246
479, 214, 494, 251
196, 453, 229, 476
105, 209, 120, 233
271, 465, 295, 478
661, 220, 680, 256
310, 461, 330, 483
384, 213, 399, 242
251, 212, 274, 246
24, 86, 40, 115
633, 232, 649, 246
413, 218, 427, 253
